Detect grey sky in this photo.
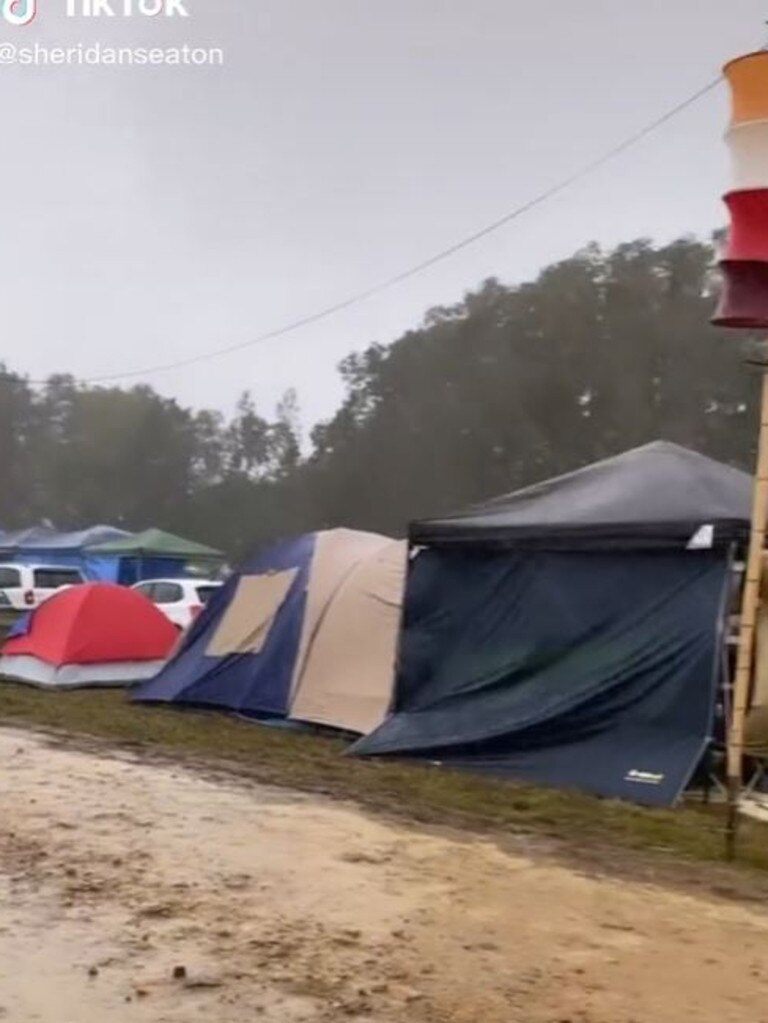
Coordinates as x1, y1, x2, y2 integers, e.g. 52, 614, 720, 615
1, 1, 764, 429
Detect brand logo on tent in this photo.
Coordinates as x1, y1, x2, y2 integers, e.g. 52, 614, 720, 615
1, 0, 36, 26
624, 769, 665, 786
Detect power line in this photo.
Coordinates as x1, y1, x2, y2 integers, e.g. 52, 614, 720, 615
4, 72, 722, 389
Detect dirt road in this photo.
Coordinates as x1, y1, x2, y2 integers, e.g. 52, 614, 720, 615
2, 727, 768, 1023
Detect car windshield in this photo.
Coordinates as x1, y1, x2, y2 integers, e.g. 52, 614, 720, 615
196, 585, 220, 605
33, 568, 82, 589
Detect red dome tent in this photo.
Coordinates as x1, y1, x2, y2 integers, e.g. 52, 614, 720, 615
0, 583, 176, 688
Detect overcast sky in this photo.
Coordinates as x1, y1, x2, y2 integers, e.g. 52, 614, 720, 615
0, 0, 765, 428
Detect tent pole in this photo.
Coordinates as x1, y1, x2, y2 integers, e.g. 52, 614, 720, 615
727, 369, 768, 860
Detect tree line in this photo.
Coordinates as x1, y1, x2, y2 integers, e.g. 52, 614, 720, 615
0, 235, 759, 561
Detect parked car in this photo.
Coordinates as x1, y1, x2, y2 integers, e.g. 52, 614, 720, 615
131, 578, 223, 630
0, 563, 86, 611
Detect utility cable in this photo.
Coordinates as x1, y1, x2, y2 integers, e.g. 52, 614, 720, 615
1, 72, 722, 387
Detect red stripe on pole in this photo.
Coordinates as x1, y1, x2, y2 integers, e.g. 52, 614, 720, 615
723, 190, 768, 262
712, 259, 768, 329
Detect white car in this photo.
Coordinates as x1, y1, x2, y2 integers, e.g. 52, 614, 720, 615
131, 578, 223, 630
0, 563, 86, 611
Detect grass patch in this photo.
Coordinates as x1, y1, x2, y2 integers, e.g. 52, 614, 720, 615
1, 682, 768, 876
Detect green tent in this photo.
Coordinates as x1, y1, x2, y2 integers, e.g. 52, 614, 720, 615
87, 528, 223, 561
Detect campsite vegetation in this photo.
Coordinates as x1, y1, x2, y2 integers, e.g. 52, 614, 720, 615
0, 236, 760, 560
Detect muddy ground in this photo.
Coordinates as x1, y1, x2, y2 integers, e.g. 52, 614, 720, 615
3, 727, 768, 1023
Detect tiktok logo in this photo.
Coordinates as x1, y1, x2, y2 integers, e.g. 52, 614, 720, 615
1, 0, 36, 26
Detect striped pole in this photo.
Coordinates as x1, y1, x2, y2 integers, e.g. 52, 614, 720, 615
713, 52, 768, 327
712, 50, 768, 856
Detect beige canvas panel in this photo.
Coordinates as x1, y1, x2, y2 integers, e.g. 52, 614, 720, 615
206, 570, 298, 657
290, 539, 407, 734
288, 529, 394, 698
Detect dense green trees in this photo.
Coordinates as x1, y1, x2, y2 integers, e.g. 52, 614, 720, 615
0, 236, 759, 559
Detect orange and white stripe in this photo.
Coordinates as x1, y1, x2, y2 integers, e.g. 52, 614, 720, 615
713, 51, 768, 329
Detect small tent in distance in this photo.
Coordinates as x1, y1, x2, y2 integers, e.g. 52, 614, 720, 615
0, 525, 224, 584
0, 583, 177, 688
87, 528, 224, 585
355, 442, 750, 808
0, 525, 132, 581
134, 528, 407, 736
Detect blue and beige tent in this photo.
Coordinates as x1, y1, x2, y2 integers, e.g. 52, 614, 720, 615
134, 528, 407, 735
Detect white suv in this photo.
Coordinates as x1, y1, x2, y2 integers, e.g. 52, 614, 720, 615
131, 578, 222, 630
0, 564, 86, 611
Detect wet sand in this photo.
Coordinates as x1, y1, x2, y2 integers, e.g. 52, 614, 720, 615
2, 727, 768, 1022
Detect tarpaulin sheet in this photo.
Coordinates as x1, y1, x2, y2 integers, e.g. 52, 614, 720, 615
116, 557, 187, 585
0, 526, 129, 551
88, 528, 223, 559
355, 548, 730, 807
412, 441, 751, 550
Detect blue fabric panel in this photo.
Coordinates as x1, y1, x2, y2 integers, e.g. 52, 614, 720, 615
81, 555, 121, 583
355, 549, 730, 808
133, 534, 316, 718
139, 558, 186, 581
8, 612, 31, 638
117, 557, 187, 585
